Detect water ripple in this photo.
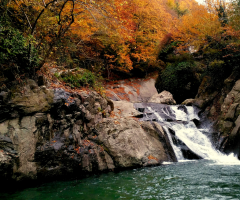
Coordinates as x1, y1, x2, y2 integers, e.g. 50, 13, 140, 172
2, 160, 240, 200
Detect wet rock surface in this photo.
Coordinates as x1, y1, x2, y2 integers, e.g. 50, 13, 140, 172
0, 80, 114, 183
0, 79, 175, 185
216, 80, 240, 157
134, 102, 207, 160
187, 72, 240, 158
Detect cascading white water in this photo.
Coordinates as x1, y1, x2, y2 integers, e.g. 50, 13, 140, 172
147, 107, 184, 161
147, 105, 240, 165
163, 127, 184, 160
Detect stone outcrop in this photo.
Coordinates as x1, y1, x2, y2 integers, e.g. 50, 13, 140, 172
105, 77, 158, 102
213, 80, 240, 156
148, 90, 176, 105
181, 99, 206, 109
112, 100, 142, 118
0, 79, 54, 122
0, 79, 175, 185
0, 80, 113, 183
96, 118, 175, 168
184, 72, 240, 158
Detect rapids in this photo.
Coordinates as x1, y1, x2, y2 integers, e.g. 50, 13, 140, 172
134, 103, 240, 165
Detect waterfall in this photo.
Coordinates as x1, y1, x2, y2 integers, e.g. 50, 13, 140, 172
163, 127, 184, 161
136, 103, 240, 165
147, 107, 184, 161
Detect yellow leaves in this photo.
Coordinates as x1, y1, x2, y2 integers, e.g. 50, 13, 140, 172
10, 0, 221, 77
167, 0, 175, 8
172, 2, 222, 49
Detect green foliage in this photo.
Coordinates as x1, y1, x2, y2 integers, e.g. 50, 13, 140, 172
166, 53, 194, 63
158, 41, 181, 62
198, 36, 240, 88
201, 59, 229, 89
0, 25, 39, 79
206, 59, 225, 81
229, 0, 240, 30
160, 41, 181, 54
55, 69, 103, 90
160, 61, 195, 90
216, 4, 228, 27
155, 61, 200, 103
209, 59, 224, 68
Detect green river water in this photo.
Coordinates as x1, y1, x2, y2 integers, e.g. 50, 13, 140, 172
2, 160, 240, 200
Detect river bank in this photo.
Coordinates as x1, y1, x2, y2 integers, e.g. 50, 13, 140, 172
1, 68, 240, 192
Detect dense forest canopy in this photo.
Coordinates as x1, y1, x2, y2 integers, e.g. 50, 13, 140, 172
1, 0, 240, 92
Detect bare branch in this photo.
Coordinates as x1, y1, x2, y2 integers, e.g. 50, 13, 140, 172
31, 0, 58, 35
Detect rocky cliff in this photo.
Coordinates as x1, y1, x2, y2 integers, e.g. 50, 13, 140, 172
0, 78, 175, 186
182, 72, 240, 158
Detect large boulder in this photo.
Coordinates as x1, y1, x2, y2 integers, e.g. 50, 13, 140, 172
112, 101, 142, 118
181, 98, 206, 109
148, 91, 176, 105
0, 77, 177, 186
0, 117, 38, 181
96, 118, 176, 168
9, 84, 54, 115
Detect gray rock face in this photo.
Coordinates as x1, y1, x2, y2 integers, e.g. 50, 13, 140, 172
217, 80, 240, 135
0, 80, 115, 183
194, 76, 240, 158
0, 79, 175, 185
214, 80, 240, 156
0, 79, 54, 122
112, 101, 142, 118
96, 118, 173, 168
148, 91, 176, 105
181, 99, 206, 109
0, 117, 37, 180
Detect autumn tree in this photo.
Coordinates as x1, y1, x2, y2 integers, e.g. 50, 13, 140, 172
1, 0, 207, 82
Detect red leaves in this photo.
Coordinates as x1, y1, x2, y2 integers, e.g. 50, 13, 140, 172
148, 155, 158, 161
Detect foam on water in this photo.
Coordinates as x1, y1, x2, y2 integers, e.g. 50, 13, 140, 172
147, 104, 240, 165
147, 107, 184, 161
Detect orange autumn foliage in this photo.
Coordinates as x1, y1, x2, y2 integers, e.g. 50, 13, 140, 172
5, 0, 213, 76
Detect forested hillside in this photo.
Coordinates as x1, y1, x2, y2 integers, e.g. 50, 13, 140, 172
1, 0, 240, 96
3, 0, 240, 192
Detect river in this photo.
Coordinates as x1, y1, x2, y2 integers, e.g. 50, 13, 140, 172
2, 104, 240, 199
2, 159, 240, 200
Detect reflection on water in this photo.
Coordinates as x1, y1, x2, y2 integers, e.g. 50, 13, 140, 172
2, 160, 240, 200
